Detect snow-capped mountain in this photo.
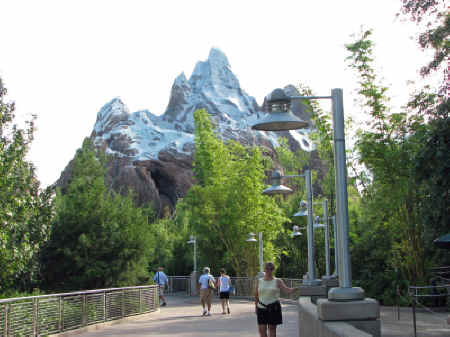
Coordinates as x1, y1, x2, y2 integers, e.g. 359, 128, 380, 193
59, 48, 316, 213
91, 48, 314, 163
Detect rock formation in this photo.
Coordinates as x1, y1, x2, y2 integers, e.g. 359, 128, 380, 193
57, 48, 317, 214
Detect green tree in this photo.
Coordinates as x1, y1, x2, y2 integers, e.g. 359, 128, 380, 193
41, 139, 152, 290
184, 109, 288, 276
0, 78, 54, 292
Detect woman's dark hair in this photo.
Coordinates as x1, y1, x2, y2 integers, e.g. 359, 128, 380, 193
220, 268, 226, 274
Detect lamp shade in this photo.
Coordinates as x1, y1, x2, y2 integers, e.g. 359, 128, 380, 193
251, 88, 308, 131
292, 225, 302, 237
263, 184, 293, 195
263, 170, 293, 195
247, 232, 257, 242
293, 209, 308, 217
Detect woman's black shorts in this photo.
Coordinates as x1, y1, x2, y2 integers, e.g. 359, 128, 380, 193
219, 291, 230, 299
257, 301, 282, 325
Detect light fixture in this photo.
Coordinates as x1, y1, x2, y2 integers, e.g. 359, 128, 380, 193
292, 225, 303, 237
262, 170, 293, 195
252, 89, 309, 131
247, 232, 257, 242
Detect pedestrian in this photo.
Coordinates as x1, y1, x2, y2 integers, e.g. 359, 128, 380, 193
198, 266, 216, 316
217, 268, 231, 314
153, 266, 168, 307
254, 262, 296, 337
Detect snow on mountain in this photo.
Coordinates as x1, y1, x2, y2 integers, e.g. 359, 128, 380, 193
91, 48, 315, 163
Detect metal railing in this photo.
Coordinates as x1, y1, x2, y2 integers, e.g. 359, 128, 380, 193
409, 284, 450, 337
226, 277, 303, 299
167, 276, 191, 296
0, 285, 159, 337
165, 275, 303, 299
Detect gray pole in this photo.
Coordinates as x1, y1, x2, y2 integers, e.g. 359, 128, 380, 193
259, 232, 264, 273
305, 169, 319, 285
323, 199, 330, 278
328, 88, 364, 300
194, 238, 197, 272
332, 216, 339, 277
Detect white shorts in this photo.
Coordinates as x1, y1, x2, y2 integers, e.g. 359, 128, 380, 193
159, 285, 165, 295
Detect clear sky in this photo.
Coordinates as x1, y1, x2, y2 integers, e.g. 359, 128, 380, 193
0, 0, 430, 187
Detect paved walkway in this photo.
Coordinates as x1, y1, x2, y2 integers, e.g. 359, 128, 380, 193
74, 296, 450, 337
76, 296, 298, 337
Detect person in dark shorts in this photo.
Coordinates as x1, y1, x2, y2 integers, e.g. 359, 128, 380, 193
217, 268, 231, 314
254, 262, 296, 337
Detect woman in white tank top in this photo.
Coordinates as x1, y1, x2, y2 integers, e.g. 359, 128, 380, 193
255, 262, 296, 337
217, 268, 231, 314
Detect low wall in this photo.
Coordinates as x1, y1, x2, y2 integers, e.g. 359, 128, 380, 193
298, 297, 373, 337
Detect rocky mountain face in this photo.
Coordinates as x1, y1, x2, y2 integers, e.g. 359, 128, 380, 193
57, 48, 316, 215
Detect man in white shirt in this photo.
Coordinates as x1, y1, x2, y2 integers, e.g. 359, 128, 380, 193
153, 266, 168, 306
198, 267, 215, 316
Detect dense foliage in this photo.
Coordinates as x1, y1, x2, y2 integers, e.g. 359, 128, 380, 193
181, 109, 288, 276
0, 78, 54, 293
40, 139, 154, 290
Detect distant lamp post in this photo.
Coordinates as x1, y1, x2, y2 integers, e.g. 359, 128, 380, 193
247, 232, 264, 276
187, 235, 197, 273
264, 169, 320, 286
292, 225, 303, 237
253, 88, 365, 300
293, 200, 308, 217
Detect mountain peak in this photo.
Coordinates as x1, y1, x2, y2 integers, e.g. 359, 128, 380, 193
208, 47, 230, 68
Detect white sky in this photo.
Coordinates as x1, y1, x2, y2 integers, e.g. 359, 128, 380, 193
0, 0, 431, 187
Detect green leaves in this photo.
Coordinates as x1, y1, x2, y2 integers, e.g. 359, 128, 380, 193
0, 78, 54, 292
40, 139, 153, 290
185, 109, 288, 276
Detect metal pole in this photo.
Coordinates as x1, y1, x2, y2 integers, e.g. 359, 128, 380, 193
194, 238, 197, 272
332, 216, 339, 277
323, 199, 330, 277
305, 169, 318, 284
258, 232, 263, 273
328, 88, 364, 300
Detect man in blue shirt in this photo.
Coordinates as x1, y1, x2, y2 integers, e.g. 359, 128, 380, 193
153, 266, 169, 306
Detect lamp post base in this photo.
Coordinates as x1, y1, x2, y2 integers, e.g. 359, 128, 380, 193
302, 273, 321, 286
328, 286, 365, 301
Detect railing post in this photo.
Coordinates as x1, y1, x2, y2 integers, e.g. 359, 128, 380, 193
82, 294, 87, 326
4, 304, 8, 337
58, 296, 62, 332
61, 297, 65, 331
121, 290, 125, 318
139, 288, 142, 314
32, 298, 37, 336
103, 291, 107, 322
36, 298, 40, 336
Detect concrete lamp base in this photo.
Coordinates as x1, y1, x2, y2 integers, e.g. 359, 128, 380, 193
317, 298, 381, 337
328, 286, 365, 301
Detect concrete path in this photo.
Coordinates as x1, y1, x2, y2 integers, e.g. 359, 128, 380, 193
75, 296, 298, 337
71, 296, 450, 337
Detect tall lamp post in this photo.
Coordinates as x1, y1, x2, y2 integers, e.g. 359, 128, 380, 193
247, 232, 264, 277
187, 235, 197, 273
253, 88, 364, 300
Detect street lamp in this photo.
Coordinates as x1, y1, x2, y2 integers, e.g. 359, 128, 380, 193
292, 225, 303, 237
253, 88, 364, 301
247, 232, 264, 276
264, 169, 320, 286
187, 235, 197, 273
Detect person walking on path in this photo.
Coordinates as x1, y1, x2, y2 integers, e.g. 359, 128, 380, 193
217, 268, 231, 314
198, 267, 216, 316
154, 267, 169, 307
254, 262, 296, 337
